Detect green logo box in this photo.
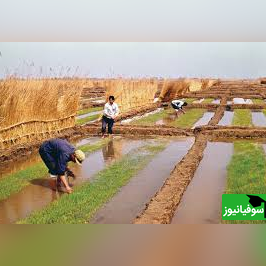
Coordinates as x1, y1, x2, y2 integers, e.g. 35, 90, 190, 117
222, 194, 266, 220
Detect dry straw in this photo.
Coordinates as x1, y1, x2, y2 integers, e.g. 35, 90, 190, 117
0, 78, 83, 149
159, 78, 218, 101
105, 79, 159, 113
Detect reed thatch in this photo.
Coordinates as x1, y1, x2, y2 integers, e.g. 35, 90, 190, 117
159, 78, 218, 102
105, 79, 158, 113
0, 78, 83, 149
260, 78, 266, 85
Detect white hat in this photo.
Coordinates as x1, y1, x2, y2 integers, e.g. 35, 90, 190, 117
74, 150, 85, 165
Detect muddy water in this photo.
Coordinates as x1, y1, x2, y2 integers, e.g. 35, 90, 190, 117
171, 142, 233, 224
155, 114, 176, 126
77, 110, 102, 120
233, 98, 252, 104
252, 112, 266, 127
193, 99, 204, 104
212, 99, 220, 104
75, 136, 102, 147
91, 138, 194, 224
192, 112, 215, 129
0, 138, 146, 224
218, 111, 234, 126
0, 155, 42, 179
0, 137, 102, 180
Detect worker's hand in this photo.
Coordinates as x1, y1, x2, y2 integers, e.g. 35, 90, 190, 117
66, 169, 75, 178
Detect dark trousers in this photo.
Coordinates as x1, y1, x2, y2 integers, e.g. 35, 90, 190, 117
102, 115, 114, 134
39, 146, 57, 175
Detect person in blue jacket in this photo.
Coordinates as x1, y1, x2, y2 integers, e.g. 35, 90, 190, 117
39, 138, 85, 193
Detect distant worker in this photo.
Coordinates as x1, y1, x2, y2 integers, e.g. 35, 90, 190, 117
102, 95, 119, 138
39, 138, 85, 194
171, 99, 188, 117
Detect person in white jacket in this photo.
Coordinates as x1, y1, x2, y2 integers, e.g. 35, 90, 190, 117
171, 99, 187, 117
101, 95, 119, 138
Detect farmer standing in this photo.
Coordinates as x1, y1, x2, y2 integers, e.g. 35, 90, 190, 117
39, 138, 85, 193
171, 99, 188, 117
102, 95, 119, 138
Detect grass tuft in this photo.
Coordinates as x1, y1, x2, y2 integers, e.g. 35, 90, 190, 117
77, 106, 102, 116
76, 114, 101, 125
232, 109, 252, 126
224, 141, 266, 224
252, 99, 265, 105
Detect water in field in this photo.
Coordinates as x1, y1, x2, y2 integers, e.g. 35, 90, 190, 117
91, 137, 194, 224
172, 142, 233, 224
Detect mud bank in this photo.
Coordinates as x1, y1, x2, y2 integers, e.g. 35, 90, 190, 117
134, 135, 207, 224
91, 138, 194, 224
0, 126, 85, 165
229, 104, 265, 110
208, 106, 225, 126
185, 103, 217, 111
197, 126, 266, 139
83, 124, 194, 137
171, 142, 233, 224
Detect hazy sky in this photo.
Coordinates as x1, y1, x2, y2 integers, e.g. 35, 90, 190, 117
0, 42, 266, 78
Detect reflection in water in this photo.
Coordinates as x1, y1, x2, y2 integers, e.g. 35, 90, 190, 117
0, 179, 60, 224
102, 140, 123, 166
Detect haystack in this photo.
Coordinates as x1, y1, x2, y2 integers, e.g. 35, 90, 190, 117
105, 79, 158, 113
159, 78, 218, 101
0, 78, 83, 149
260, 78, 266, 85
159, 79, 189, 102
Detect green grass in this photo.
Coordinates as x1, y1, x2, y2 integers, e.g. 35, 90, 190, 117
18, 142, 167, 224
252, 99, 265, 105
203, 98, 214, 104
0, 162, 47, 201
131, 109, 171, 126
76, 114, 101, 125
224, 141, 266, 224
182, 98, 196, 104
262, 109, 266, 118
170, 108, 206, 128
77, 106, 102, 116
0, 139, 112, 201
232, 109, 252, 126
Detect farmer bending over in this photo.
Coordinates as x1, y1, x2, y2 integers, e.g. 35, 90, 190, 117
171, 99, 188, 117
102, 95, 119, 138
39, 138, 85, 194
